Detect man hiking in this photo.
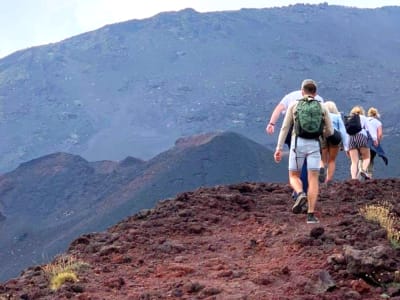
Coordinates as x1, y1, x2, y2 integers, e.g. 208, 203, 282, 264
266, 84, 324, 197
273, 79, 333, 224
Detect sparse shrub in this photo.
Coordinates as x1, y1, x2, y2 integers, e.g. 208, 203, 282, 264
359, 201, 400, 248
394, 270, 400, 283
42, 254, 89, 290
49, 271, 78, 290
360, 202, 400, 287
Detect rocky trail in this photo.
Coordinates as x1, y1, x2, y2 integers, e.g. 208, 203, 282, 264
1, 179, 400, 299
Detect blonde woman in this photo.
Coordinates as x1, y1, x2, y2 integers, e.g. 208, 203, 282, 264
366, 107, 383, 177
321, 101, 348, 183
346, 106, 378, 180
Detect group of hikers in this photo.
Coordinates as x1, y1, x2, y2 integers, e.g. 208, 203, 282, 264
265, 79, 388, 224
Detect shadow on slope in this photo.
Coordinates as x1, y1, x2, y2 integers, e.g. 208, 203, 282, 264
0, 131, 285, 282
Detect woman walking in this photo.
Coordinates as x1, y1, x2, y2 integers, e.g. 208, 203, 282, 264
320, 101, 348, 183
346, 106, 378, 180
366, 107, 384, 177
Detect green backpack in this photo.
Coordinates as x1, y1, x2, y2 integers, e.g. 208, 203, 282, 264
294, 97, 324, 139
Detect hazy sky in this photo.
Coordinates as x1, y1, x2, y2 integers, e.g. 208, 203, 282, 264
1, 0, 399, 58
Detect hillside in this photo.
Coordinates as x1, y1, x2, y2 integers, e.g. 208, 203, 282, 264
0, 4, 399, 173
1, 179, 400, 299
0, 131, 286, 282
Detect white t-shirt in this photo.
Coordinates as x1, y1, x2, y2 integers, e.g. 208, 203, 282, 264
280, 90, 324, 114
367, 117, 382, 133
359, 115, 377, 141
367, 116, 382, 141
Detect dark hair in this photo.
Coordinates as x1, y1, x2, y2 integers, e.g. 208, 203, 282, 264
303, 84, 317, 94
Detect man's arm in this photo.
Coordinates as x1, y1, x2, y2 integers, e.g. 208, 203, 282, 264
266, 103, 285, 135
276, 105, 294, 151
274, 105, 293, 162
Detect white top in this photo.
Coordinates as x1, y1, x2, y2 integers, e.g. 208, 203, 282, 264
367, 116, 382, 136
359, 115, 377, 142
280, 90, 324, 114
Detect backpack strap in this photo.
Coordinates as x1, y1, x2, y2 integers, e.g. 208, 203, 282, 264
293, 99, 306, 152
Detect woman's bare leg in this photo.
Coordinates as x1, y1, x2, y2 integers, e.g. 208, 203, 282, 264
359, 147, 371, 172
326, 146, 339, 182
349, 149, 359, 179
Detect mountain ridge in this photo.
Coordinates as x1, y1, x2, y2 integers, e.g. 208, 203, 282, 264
0, 4, 399, 173
0, 131, 285, 282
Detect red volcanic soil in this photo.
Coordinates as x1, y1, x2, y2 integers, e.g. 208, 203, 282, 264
1, 179, 400, 299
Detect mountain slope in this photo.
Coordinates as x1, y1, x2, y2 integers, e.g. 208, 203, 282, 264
0, 5, 399, 173
1, 179, 399, 299
0, 131, 285, 282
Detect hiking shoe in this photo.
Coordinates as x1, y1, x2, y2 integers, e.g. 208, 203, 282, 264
301, 203, 308, 214
319, 167, 326, 183
307, 213, 319, 224
325, 180, 333, 187
291, 191, 297, 201
359, 170, 371, 181
292, 192, 307, 214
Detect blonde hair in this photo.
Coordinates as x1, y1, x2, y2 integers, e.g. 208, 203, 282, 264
367, 107, 380, 118
350, 105, 365, 115
324, 101, 339, 114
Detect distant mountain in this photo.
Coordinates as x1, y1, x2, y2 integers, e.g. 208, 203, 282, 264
0, 4, 399, 173
0, 131, 286, 281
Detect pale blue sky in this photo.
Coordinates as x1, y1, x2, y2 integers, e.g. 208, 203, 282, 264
1, 0, 399, 58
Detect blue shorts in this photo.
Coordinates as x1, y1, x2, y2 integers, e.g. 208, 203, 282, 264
289, 136, 321, 172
